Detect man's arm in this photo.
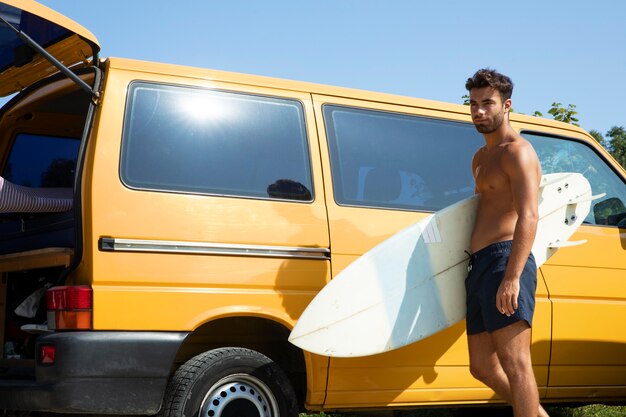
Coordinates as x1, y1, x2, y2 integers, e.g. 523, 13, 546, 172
497, 140, 541, 316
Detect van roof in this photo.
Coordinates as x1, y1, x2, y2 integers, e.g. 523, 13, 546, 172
106, 56, 590, 138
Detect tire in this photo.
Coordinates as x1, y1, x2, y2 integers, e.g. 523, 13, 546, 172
158, 347, 299, 417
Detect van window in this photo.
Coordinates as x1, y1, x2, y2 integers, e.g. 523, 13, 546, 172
524, 132, 626, 227
121, 82, 313, 201
323, 105, 483, 211
2, 133, 79, 188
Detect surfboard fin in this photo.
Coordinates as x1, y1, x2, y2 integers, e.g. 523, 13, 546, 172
568, 193, 606, 205
548, 239, 587, 248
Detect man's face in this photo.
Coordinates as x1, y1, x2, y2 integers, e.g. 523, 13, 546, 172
469, 87, 510, 134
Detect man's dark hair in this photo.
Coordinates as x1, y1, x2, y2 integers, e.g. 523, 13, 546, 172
465, 68, 514, 101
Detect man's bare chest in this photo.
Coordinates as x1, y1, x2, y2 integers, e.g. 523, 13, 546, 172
475, 152, 509, 194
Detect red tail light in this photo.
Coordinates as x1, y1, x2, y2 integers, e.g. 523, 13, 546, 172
47, 286, 92, 330
39, 344, 56, 364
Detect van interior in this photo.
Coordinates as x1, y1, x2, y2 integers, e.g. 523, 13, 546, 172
0, 73, 93, 363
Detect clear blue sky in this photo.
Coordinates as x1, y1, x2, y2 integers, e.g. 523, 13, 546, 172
38, 0, 625, 137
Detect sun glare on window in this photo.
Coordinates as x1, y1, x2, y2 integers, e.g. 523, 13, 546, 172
178, 94, 232, 122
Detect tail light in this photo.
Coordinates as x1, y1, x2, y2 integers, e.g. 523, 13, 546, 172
39, 344, 56, 365
47, 286, 92, 330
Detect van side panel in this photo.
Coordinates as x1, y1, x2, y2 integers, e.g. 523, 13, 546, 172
78, 64, 332, 406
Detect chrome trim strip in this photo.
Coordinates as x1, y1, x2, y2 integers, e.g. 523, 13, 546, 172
99, 238, 330, 260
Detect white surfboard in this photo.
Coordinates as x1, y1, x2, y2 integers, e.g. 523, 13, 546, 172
289, 172, 599, 357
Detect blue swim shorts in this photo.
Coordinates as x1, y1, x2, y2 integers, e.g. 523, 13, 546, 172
465, 240, 537, 335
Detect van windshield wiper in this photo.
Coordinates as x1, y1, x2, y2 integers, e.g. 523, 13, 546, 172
0, 16, 99, 100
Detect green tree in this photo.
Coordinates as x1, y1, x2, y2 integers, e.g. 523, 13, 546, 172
589, 129, 607, 147
547, 102, 580, 126
606, 126, 626, 169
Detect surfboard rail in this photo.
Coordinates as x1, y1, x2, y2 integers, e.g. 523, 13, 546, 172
548, 239, 587, 248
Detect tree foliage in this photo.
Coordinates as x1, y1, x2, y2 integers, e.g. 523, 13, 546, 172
547, 102, 580, 126
589, 130, 606, 147
606, 126, 626, 168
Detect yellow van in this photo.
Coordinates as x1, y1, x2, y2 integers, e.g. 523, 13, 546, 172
0, 1, 624, 416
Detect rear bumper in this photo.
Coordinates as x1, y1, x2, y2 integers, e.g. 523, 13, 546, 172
0, 331, 188, 414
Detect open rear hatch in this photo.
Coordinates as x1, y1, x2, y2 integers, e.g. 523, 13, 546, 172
0, 0, 100, 363
0, 0, 99, 97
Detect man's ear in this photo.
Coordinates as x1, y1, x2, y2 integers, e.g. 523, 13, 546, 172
504, 99, 512, 112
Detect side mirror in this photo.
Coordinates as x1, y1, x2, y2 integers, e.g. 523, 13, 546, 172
594, 197, 626, 226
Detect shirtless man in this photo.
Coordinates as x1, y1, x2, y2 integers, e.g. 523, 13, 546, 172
465, 69, 548, 417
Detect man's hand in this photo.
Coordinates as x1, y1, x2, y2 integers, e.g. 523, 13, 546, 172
496, 277, 520, 316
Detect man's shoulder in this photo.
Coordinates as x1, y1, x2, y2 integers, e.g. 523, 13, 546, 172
501, 135, 540, 174
503, 135, 537, 157
473, 145, 488, 156
471, 145, 488, 165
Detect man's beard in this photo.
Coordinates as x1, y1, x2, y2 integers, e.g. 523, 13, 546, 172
474, 112, 504, 134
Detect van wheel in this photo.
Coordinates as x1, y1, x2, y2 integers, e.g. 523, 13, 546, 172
159, 347, 298, 417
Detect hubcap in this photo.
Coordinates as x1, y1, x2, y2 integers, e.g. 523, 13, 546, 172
200, 374, 279, 417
